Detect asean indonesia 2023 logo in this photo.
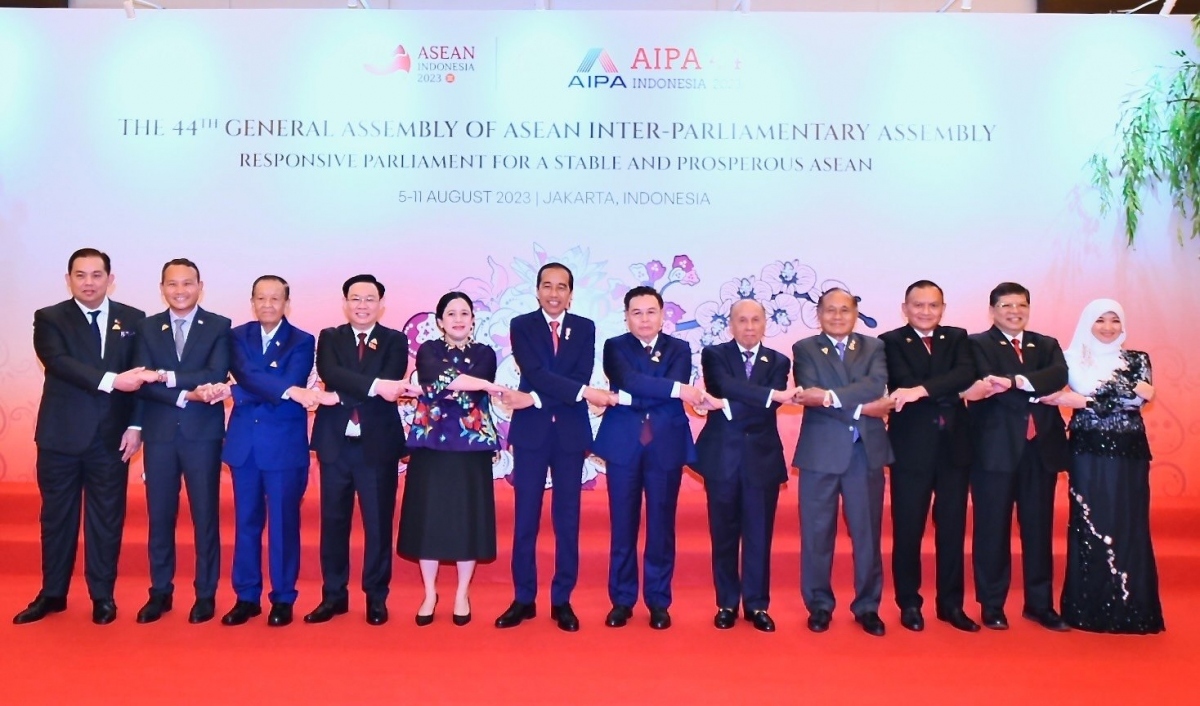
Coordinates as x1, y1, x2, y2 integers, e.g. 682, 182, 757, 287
365, 43, 477, 85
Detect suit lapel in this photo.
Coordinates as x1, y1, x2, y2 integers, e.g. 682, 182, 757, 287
102, 307, 126, 366
262, 320, 293, 369
179, 308, 208, 363
66, 303, 103, 364
818, 336, 849, 386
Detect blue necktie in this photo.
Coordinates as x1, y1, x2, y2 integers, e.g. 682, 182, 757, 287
88, 310, 102, 356
742, 350, 754, 378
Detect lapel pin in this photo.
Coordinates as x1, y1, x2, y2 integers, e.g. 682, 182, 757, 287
197, 319, 204, 325
465, 358, 471, 364
848, 339, 857, 351
905, 337, 913, 343
112, 321, 121, 331
564, 327, 572, 340
1026, 342, 1035, 348
939, 334, 945, 340
821, 347, 829, 355
161, 323, 169, 331
275, 340, 281, 347
651, 350, 662, 363
760, 355, 768, 363
269, 361, 278, 368
368, 338, 379, 350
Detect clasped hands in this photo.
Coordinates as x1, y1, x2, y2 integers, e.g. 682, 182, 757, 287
111, 366, 161, 392
796, 386, 894, 418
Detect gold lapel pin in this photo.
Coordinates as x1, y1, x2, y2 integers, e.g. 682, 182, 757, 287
821, 347, 829, 355
269, 361, 278, 368
760, 355, 768, 362
112, 321, 121, 331
161, 323, 169, 331
368, 338, 379, 350
848, 339, 857, 351
197, 319, 204, 325
905, 337, 913, 343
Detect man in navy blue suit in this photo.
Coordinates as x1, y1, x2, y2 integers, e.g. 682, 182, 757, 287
133, 258, 232, 625
215, 275, 316, 628
592, 286, 700, 630
494, 262, 614, 633
694, 300, 800, 632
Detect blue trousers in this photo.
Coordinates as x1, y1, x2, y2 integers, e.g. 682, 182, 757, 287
606, 445, 683, 609
230, 451, 308, 605
510, 436, 584, 606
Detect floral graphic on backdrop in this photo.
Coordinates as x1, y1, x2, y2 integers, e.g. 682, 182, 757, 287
399, 246, 875, 487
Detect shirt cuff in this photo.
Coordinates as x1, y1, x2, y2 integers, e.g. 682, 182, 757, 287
166, 371, 177, 388
829, 391, 843, 408
281, 387, 290, 400
575, 386, 585, 403
530, 391, 543, 409
853, 404, 863, 420
670, 381, 681, 398
618, 390, 632, 406
367, 379, 379, 397
175, 391, 188, 409
763, 390, 773, 408
1015, 375, 1034, 392
98, 372, 117, 393
128, 426, 142, 431
722, 399, 733, 421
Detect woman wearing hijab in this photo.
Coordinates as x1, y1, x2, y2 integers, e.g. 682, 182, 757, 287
1037, 298, 1164, 634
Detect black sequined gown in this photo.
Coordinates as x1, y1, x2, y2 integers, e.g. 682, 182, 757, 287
1060, 350, 1164, 634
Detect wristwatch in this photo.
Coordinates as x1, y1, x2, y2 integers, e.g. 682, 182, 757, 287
155, 369, 167, 383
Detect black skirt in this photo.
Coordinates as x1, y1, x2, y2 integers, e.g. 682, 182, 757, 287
397, 448, 497, 562
1060, 454, 1165, 634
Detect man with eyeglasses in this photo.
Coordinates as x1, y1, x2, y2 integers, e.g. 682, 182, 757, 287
305, 274, 413, 626
963, 282, 1069, 632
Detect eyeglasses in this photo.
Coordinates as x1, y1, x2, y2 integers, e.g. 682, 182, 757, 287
347, 297, 379, 305
995, 303, 1029, 311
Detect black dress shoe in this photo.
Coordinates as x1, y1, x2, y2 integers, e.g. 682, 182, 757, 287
605, 605, 633, 628
303, 598, 349, 624
366, 598, 388, 626
221, 600, 262, 626
267, 603, 293, 627
189, 598, 216, 624
900, 607, 925, 632
714, 608, 737, 630
981, 607, 1009, 630
855, 611, 886, 636
494, 601, 536, 628
136, 594, 173, 624
649, 607, 671, 630
13, 595, 67, 624
452, 597, 470, 627
807, 608, 832, 633
92, 599, 117, 625
936, 606, 981, 632
550, 603, 579, 632
1022, 607, 1070, 632
745, 609, 776, 633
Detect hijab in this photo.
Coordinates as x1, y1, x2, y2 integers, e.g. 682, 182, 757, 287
1064, 298, 1127, 396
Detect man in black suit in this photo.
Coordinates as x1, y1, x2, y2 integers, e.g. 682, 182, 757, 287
304, 274, 410, 627
14, 248, 151, 625
133, 258, 232, 624
966, 282, 1070, 631
881, 280, 979, 633
694, 300, 799, 632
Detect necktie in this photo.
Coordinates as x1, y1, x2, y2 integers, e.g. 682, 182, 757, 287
834, 341, 860, 442
87, 310, 102, 357
639, 344, 654, 445
742, 350, 754, 378
173, 319, 187, 360
549, 320, 560, 354
1011, 338, 1036, 439
351, 332, 366, 425
922, 336, 933, 354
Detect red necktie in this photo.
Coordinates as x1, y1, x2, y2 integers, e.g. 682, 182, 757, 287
549, 320, 560, 355
639, 345, 654, 445
351, 332, 366, 425
1011, 337, 1036, 439
922, 336, 933, 354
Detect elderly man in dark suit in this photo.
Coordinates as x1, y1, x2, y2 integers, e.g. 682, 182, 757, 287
494, 262, 614, 633
214, 275, 317, 628
133, 258, 232, 625
966, 281, 1070, 632
793, 288, 894, 636
592, 286, 700, 630
304, 274, 411, 627
694, 299, 800, 632
14, 248, 151, 626
881, 280, 979, 633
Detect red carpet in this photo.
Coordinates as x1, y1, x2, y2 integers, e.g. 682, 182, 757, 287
1, 477, 1196, 704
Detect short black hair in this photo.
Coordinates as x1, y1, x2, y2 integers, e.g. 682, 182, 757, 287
342, 274, 384, 298
435, 291, 474, 319
817, 287, 856, 309
161, 258, 200, 283
989, 282, 1029, 307
252, 275, 290, 300
537, 262, 574, 291
904, 280, 944, 299
624, 285, 663, 310
68, 248, 111, 275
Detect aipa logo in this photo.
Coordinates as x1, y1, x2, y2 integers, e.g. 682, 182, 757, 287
364, 45, 413, 75
569, 48, 626, 89
630, 47, 702, 70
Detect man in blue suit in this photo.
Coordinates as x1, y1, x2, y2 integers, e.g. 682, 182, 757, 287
694, 300, 800, 632
593, 286, 700, 630
494, 263, 614, 632
792, 288, 894, 637
216, 275, 316, 628
133, 258, 231, 625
